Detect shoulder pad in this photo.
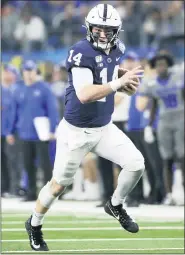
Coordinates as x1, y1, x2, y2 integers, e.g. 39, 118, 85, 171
70, 39, 95, 57
65, 39, 95, 71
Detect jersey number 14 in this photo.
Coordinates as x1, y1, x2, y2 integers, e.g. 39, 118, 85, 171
99, 65, 119, 102
68, 50, 119, 103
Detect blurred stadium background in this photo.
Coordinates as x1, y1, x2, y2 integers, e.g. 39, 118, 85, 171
2, 0, 184, 64
1, 0, 184, 253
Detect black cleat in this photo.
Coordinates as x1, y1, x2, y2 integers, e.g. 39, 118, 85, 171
25, 216, 49, 251
104, 198, 139, 233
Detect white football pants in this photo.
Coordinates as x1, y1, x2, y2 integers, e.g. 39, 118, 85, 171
53, 118, 144, 186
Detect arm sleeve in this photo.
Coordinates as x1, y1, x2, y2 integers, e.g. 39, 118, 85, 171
71, 67, 93, 94
44, 87, 60, 133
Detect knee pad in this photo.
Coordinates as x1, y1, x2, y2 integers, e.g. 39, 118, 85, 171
124, 151, 145, 172
38, 182, 59, 209
53, 160, 80, 186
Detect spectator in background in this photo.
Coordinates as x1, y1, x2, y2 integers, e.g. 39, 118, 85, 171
1, 64, 23, 197
155, 1, 184, 38
77, 4, 90, 21
13, 3, 47, 53
31, 0, 66, 28
113, 1, 126, 20
140, 1, 156, 20
121, 1, 142, 47
2, 3, 19, 51
143, 7, 161, 47
6, 60, 59, 201
52, 3, 82, 48
51, 64, 68, 118
2, 64, 20, 93
157, 1, 184, 58
1, 82, 14, 196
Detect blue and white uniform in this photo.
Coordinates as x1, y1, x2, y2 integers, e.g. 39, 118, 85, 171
65, 38, 124, 127
53, 39, 145, 186
139, 67, 184, 159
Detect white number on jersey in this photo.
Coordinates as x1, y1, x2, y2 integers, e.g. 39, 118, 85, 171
98, 65, 119, 102
68, 50, 82, 66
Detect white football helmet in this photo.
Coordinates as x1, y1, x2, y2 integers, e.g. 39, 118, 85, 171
85, 4, 122, 50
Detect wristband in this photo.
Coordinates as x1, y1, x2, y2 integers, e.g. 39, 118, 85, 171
109, 79, 122, 92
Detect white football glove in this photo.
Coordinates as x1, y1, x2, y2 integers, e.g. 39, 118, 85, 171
144, 126, 155, 144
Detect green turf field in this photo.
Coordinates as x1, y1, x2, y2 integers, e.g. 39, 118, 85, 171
1, 213, 184, 254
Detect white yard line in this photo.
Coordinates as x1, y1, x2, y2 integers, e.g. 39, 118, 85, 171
2, 248, 184, 253
2, 237, 183, 242
1, 213, 73, 218
2, 202, 184, 221
2, 226, 184, 232
2, 213, 183, 221
2, 220, 183, 224
1, 220, 122, 224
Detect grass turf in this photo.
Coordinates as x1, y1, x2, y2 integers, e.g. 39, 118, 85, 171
1, 214, 184, 254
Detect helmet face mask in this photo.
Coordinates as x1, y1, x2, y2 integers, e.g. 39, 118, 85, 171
85, 4, 122, 50
88, 25, 119, 50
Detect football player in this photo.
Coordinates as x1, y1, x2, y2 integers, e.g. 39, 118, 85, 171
25, 4, 145, 251
137, 52, 184, 205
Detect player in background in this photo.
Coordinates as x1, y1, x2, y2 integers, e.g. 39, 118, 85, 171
25, 4, 145, 251
1, 64, 22, 197
1, 65, 18, 197
137, 53, 184, 205
6, 60, 59, 201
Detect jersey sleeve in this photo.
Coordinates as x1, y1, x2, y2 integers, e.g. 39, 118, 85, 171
66, 45, 94, 72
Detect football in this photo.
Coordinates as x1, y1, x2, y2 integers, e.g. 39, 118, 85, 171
118, 68, 128, 78
117, 68, 139, 94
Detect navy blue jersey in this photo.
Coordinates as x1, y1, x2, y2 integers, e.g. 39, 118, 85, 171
65, 38, 125, 128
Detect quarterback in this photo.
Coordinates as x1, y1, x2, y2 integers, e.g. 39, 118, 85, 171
25, 4, 145, 251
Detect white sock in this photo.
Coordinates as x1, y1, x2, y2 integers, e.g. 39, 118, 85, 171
31, 210, 45, 227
